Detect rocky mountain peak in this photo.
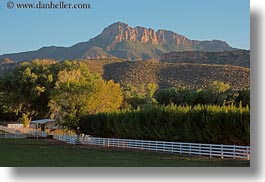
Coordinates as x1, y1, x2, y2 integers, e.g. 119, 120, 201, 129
0, 22, 235, 62
99, 22, 196, 46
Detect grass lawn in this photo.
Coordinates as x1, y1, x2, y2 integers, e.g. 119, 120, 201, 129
0, 139, 250, 167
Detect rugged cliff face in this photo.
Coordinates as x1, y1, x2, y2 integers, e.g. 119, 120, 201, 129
82, 22, 234, 60
0, 22, 235, 62
99, 22, 160, 45
96, 22, 230, 50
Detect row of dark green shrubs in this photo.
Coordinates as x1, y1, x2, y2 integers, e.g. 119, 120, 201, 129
79, 104, 250, 146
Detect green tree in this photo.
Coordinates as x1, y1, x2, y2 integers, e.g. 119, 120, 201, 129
86, 79, 123, 114
155, 87, 178, 105
202, 81, 231, 105
49, 61, 123, 130
155, 86, 192, 106
236, 87, 250, 106
122, 83, 158, 109
146, 83, 158, 101
208, 81, 230, 94
0, 60, 55, 127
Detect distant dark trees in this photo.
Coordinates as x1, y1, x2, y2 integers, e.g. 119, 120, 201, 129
155, 82, 249, 107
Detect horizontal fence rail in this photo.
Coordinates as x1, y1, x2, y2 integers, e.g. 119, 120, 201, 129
53, 134, 250, 160
0, 133, 27, 139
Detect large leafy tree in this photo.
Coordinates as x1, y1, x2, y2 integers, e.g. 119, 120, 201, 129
0, 60, 123, 129
0, 59, 56, 127
235, 87, 250, 106
122, 83, 158, 109
155, 86, 193, 106
49, 61, 123, 130
201, 81, 231, 105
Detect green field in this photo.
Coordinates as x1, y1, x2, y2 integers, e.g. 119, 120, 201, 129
0, 139, 250, 167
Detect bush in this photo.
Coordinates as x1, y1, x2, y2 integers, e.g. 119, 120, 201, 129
79, 104, 250, 145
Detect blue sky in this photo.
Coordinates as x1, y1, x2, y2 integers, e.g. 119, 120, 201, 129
0, 0, 250, 55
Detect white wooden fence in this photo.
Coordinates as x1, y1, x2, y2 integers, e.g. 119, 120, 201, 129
53, 134, 250, 160
0, 125, 47, 138
0, 125, 27, 138
0, 133, 27, 139
1, 124, 250, 160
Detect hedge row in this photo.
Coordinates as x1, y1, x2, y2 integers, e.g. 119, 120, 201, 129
78, 104, 250, 145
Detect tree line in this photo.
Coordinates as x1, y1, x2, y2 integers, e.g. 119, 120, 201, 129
0, 59, 250, 145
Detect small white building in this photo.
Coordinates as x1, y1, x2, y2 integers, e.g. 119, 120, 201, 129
7, 124, 24, 128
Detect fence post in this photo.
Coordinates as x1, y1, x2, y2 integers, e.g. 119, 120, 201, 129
199, 143, 201, 156
210, 144, 212, 158
104, 138, 109, 147
221, 144, 223, 159
189, 143, 191, 156
233, 145, 236, 159
247, 146, 250, 160
180, 143, 182, 154
149, 140, 151, 151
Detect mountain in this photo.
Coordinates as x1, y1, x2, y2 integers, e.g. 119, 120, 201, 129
0, 22, 236, 62
83, 60, 249, 90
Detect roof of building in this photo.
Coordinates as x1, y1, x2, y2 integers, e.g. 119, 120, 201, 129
30, 119, 55, 124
